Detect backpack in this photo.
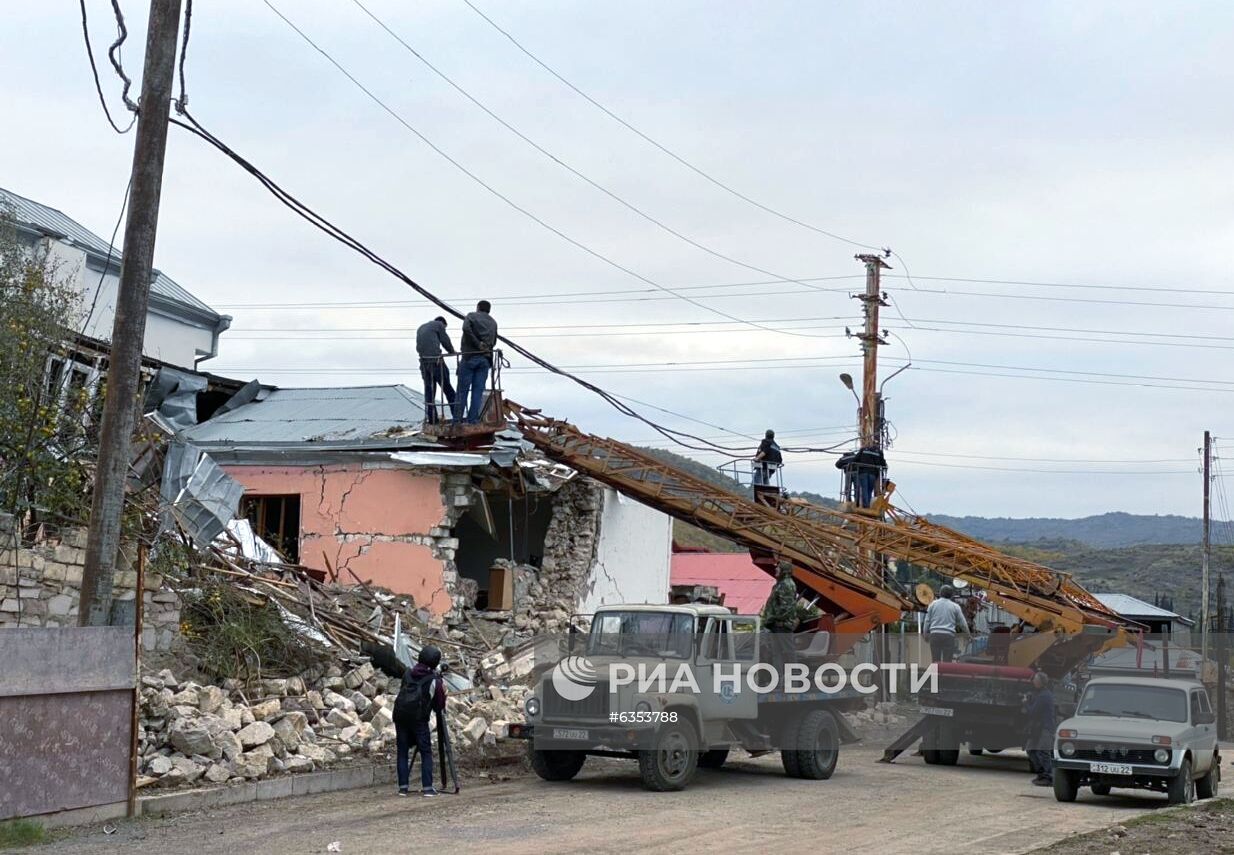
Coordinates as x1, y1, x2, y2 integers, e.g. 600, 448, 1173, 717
393, 670, 437, 725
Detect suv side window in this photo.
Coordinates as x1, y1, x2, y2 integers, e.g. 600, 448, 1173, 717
1191, 691, 1204, 724
1197, 691, 1213, 715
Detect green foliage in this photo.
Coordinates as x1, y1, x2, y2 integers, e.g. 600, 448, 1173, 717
181, 580, 326, 681
0, 819, 45, 848
0, 211, 91, 535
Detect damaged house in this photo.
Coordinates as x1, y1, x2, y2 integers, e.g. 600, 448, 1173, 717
165, 381, 672, 624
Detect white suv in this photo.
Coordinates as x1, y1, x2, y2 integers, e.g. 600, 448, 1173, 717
1053, 676, 1220, 805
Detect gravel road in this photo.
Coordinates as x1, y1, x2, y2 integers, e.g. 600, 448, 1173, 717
40, 748, 1169, 855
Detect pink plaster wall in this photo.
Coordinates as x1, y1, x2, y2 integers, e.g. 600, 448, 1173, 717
223, 464, 453, 615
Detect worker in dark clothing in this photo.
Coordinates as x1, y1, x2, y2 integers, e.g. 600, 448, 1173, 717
836, 445, 887, 507
753, 430, 783, 486
393, 645, 448, 797
415, 316, 455, 423
1022, 671, 1056, 786
454, 300, 499, 424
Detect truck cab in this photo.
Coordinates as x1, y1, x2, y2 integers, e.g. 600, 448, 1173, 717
1053, 676, 1221, 804
510, 603, 859, 791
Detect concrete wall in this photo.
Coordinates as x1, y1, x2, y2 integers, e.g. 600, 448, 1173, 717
223, 463, 456, 616
577, 488, 672, 612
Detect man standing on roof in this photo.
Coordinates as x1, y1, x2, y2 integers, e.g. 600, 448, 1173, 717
922, 584, 969, 663
416, 316, 455, 424
454, 300, 498, 424
753, 429, 782, 486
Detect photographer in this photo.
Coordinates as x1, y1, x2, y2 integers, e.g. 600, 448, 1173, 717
393, 645, 448, 797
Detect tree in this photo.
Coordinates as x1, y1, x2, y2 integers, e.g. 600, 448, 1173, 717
0, 210, 94, 539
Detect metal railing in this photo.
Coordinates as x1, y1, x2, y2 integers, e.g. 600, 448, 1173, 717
419, 348, 505, 427
717, 458, 784, 491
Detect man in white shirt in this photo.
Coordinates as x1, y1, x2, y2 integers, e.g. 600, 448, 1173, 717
922, 584, 969, 663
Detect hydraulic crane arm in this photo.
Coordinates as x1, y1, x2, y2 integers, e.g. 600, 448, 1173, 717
507, 402, 908, 645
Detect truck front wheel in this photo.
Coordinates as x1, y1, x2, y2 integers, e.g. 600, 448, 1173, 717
638, 719, 699, 791
530, 748, 587, 782
781, 710, 840, 780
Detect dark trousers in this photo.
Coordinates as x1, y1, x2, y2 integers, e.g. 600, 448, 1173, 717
420, 360, 455, 423
454, 355, 490, 424
396, 719, 434, 790
928, 632, 957, 663
1028, 748, 1053, 781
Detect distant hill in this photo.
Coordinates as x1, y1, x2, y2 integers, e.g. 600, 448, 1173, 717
924, 512, 1220, 549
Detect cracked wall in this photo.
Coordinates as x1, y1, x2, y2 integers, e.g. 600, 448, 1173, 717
223, 464, 457, 617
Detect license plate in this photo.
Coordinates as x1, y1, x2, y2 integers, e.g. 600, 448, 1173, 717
1092, 762, 1133, 775
920, 706, 954, 717
552, 728, 589, 741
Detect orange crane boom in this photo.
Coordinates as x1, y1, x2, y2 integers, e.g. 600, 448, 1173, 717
507, 402, 1131, 671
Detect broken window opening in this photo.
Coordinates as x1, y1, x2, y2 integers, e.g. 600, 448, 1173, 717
241, 494, 301, 563
453, 491, 552, 610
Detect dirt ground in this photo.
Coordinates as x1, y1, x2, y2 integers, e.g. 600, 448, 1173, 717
1030, 797, 1234, 854
32, 747, 1185, 855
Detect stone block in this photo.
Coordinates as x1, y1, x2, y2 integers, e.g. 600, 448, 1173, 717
46, 594, 74, 616
237, 720, 276, 748
53, 545, 82, 565
64, 565, 83, 585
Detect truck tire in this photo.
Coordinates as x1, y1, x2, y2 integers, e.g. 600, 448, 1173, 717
781, 710, 840, 780
1167, 759, 1196, 805
530, 748, 586, 782
699, 749, 729, 769
922, 748, 940, 765
1053, 768, 1079, 802
933, 749, 959, 766
1090, 783, 1111, 796
638, 719, 699, 792
1196, 756, 1220, 800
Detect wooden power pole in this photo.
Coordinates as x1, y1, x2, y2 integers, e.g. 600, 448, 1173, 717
855, 254, 890, 448
79, 0, 184, 626
1202, 430, 1212, 661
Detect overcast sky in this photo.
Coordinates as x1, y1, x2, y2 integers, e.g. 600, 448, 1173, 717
4, 1, 1233, 519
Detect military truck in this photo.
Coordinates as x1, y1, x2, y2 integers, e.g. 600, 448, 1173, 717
508, 603, 868, 791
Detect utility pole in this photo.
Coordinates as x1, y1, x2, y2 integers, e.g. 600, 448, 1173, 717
79, 0, 184, 627
1217, 574, 1227, 739
854, 254, 890, 448
1201, 430, 1212, 661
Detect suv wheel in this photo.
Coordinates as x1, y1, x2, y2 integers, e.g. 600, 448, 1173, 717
638, 719, 699, 791
1053, 768, 1079, 802
530, 748, 586, 782
1196, 757, 1220, 800
1167, 759, 1195, 805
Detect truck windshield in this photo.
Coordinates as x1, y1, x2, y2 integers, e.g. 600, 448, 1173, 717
588, 611, 695, 659
1077, 684, 1187, 722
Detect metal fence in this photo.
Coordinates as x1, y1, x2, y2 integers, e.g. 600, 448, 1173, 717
0, 627, 136, 822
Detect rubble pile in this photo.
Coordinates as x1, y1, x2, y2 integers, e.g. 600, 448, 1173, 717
137, 656, 532, 789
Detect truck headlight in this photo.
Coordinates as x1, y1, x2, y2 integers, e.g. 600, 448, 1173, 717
1154, 748, 1169, 764
1060, 742, 1076, 757
634, 700, 652, 714
524, 696, 541, 718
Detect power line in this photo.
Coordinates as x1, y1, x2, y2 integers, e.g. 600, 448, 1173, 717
260, 0, 836, 342
78, 0, 136, 132
888, 273, 1234, 298
348, 0, 843, 298
789, 457, 1195, 475
458, 0, 886, 254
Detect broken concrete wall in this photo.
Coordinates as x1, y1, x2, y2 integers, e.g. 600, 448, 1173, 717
223, 463, 459, 617
578, 488, 672, 612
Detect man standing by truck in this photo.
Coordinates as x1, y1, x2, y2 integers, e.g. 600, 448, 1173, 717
1022, 671, 1056, 786
922, 584, 969, 663
763, 560, 800, 665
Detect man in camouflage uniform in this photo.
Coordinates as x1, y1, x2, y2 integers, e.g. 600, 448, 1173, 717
762, 560, 800, 666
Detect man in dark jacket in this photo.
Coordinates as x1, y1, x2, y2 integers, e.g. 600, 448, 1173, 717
394, 645, 448, 796
753, 429, 783, 486
836, 445, 887, 507
1022, 671, 1056, 786
454, 300, 498, 424
416, 317, 455, 423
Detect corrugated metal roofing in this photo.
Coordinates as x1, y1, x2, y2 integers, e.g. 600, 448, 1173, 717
671, 552, 773, 615
1093, 593, 1184, 621
181, 385, 429, 447
0, 186, 220, 319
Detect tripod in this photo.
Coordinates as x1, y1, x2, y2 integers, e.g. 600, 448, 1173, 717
408, 708, 460, 794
